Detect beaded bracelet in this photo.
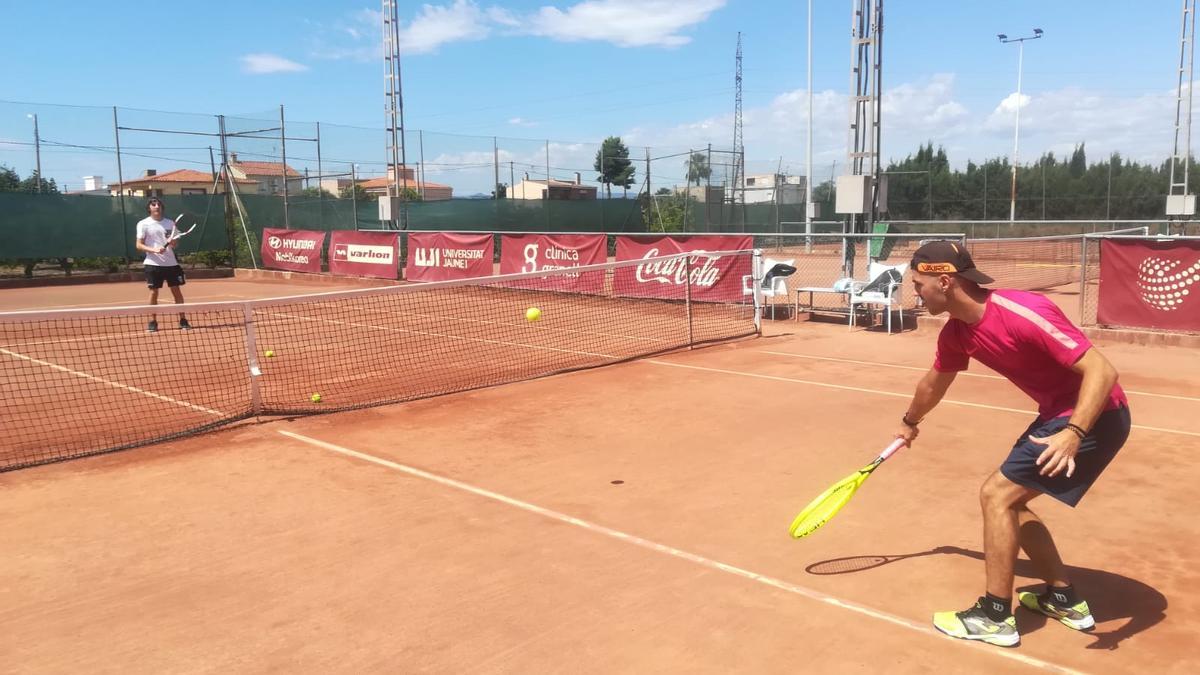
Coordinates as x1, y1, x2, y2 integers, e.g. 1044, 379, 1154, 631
1064, 423, 1088, 440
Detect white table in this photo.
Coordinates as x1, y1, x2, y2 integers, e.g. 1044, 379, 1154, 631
794, 286, 851, 321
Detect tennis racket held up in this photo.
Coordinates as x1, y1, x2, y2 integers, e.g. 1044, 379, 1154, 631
165, 213, 198, 246
788, 438, 907, 539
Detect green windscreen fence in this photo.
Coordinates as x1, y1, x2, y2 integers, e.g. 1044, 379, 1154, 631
236, 195, 649, 233
4, 192, 879, 265
0, 193, 229, 260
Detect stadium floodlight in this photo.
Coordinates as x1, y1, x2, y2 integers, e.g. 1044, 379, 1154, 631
998, 29, 1045, 222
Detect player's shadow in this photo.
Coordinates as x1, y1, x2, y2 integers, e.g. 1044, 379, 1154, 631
804, 544, 1165, 651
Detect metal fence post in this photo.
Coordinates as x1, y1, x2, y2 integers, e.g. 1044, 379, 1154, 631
752, 248, 763, 333
1079, 233, 1089, 325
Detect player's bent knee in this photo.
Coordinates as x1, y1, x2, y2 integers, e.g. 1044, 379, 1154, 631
979, 471, 1028, 510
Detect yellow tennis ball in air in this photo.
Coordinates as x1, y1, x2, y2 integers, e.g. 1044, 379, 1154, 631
311, 393, 322, 403
265, 350, 275, 358
525, 307, 542, 322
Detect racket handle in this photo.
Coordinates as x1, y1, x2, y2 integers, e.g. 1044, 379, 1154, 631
878, 437, 907, 461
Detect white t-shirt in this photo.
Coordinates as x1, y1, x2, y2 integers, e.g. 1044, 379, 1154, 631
136, 216, 179, 267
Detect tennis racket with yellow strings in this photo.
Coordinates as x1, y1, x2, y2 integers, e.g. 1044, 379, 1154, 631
788, 438, 906, 539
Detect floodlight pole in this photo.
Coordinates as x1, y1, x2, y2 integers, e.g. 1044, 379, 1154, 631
805, 0, 814, 252
999, 29, 1044, 224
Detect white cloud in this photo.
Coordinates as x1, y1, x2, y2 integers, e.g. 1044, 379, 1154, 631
508, 117, 538, 127
979, 87, 1178, 163
312, 2, 491, 61
882, 74, 969, 135
525, 0, 725, 48
621, 73, 1183, 182
309, 0, 725, 61
240, 53, 308, 74
400, 0, 492, 54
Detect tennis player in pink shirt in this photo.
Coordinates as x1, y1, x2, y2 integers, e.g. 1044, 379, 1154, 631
895, 240, 1131, 648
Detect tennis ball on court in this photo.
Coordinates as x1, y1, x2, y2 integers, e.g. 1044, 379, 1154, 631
311, 393, 322, 403
265, 350, 275, 358
525, 307, 542, 322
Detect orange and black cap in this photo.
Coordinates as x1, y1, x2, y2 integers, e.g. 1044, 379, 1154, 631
910, 240, 994, 285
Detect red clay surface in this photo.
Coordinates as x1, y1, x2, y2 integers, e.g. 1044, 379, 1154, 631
3, 277, 1199, 674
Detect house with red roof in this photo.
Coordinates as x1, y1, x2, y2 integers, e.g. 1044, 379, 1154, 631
226, 153, 303, 195
348, 164, 453, 201
107, 168, 257, 197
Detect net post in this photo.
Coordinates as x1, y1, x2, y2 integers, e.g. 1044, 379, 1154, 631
752, 248, 763, 333
684, 253, 695, 348
242, 304, 263, 415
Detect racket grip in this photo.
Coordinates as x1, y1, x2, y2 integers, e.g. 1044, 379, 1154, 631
878, 437, 907, 461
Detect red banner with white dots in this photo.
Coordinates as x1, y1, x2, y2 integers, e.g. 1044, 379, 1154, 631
1097, 238, 1200, 331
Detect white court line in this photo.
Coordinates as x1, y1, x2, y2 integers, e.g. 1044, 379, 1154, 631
646, 360, 1200, 439
277, 429, 1084, 675
375, 305, 672, 346
0, 346, 224, 416
268, 311, 618, 360
15, 293, 248, 311
759, 351, 1200, 404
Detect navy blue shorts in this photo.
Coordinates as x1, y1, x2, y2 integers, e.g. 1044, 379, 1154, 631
1000, 405, 1131, 507
145, 264, 186, 289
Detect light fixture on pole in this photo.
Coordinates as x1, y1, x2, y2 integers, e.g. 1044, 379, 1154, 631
27, 113, 42, 194
998, 28, 1044, 223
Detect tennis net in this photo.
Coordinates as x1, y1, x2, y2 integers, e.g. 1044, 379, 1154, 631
0, 251, 757, 472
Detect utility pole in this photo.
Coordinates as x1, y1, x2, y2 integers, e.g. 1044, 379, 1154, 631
27, 114, 41, 193
731, 32, 745, 209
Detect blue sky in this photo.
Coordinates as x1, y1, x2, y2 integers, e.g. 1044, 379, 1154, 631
0, 1, 1189, 195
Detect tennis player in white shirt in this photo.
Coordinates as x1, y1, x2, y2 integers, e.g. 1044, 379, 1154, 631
135, 197, 190, 333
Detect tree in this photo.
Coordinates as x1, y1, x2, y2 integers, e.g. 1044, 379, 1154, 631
594, 136, 634, 198
493, 183, 507, 199
646, 191, 686, 231
300, 186, 336, 199
1068, 143, 1087, 179
339, 183, 369, 200
19, 174, 58, 194
0, 165, 20, 192
685, 152, 711, 186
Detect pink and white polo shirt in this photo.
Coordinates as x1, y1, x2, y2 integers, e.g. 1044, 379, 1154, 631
934, 289, 1128, 420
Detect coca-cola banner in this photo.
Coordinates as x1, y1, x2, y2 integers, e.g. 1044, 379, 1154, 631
329, 230, 400, 280
261, 228, 325, 273
405, 232, 494, 282
1097, 238, 1200, 331
498, 233, 606, 293
614, 235, 753, 302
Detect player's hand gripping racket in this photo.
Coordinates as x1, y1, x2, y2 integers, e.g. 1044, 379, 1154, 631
788, 438, 907, 539
165, 213, 197, 247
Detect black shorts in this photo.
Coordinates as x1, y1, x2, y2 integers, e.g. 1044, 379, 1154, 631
144, 264, 186, 289
1000, 405, 1131, 507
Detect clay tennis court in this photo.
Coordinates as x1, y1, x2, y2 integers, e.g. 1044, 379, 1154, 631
3, 274, 1198, 674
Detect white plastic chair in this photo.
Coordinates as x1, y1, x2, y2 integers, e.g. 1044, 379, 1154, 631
742, 257, 796, 320
849, 262, 908, 334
